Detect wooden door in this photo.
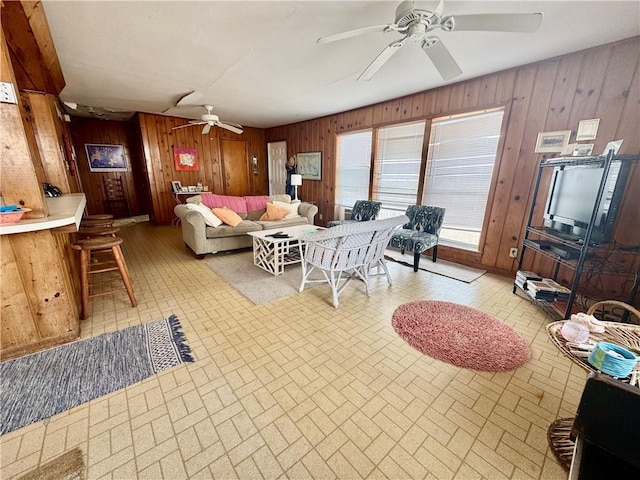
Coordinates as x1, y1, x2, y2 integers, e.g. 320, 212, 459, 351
221, 139, 249, 196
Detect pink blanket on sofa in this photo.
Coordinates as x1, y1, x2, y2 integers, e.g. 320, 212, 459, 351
200, 193, 270, 213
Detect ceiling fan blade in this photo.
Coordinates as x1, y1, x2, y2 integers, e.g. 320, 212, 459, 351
202, 123, 211, 135
357, 37, 407, 82
188, 120, 206, 125
221, 121, 243, 129
447, 13, 543, 32
172, 123, 197, 131
217, 122, 243, 135
422, 36, 462, 81
317, 24, 393, 44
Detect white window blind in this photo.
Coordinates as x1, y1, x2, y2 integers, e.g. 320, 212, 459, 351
336, 130, 373, 207
422, 109, 504, 248
373, 121, 425, 215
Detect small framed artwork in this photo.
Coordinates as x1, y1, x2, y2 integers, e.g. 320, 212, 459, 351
572, 144, 594, 157
534, 130, 572, 153
602, 139, 623, 155
296, 152, 322, 180
85, 144, 128, 172
560, 143, 577, 156
171, 180, 182, 192
174, 147, 199, 171
187, 185, 197, 192
576, 119, 600, 141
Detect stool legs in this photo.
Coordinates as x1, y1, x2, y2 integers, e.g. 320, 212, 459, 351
113, 244, 137, 308
79, 249, 91, 320
73, 236, 136, 320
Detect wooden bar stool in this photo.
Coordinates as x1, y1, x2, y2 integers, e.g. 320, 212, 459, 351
81, 214, 114, 228
78, 226, 120, 238
72, 237, 136, 319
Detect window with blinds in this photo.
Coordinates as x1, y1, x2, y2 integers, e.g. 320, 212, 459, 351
336, 130, 373, 208
422, 108, 504, 250
372, 121, 425, 217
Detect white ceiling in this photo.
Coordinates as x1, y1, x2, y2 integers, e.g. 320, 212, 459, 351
42, 1, 640, 128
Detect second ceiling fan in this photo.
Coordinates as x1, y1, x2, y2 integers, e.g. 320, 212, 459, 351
317, 0, 543, 81
172, 105, 243, 135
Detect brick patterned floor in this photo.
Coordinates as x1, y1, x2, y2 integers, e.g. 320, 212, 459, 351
0, 222, 584, 479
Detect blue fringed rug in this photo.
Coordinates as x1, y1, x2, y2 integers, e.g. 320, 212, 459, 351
0, 315, 194, 435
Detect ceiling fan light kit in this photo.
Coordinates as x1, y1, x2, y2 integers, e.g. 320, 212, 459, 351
317, 0, 543, 82
172, 105, 243, 135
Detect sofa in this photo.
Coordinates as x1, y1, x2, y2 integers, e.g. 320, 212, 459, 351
174, 193, 318, 258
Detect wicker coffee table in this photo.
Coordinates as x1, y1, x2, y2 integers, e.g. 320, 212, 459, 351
248, 225, 323, 276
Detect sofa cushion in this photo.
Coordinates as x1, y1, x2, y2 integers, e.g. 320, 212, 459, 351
205, 220, 262, 238
212, 206, 243, 227
272, 200, 300, 219
260, 203, 289, 221
246, 209, 266, 221
256, 217, 309, 230
185, 202, 223, 227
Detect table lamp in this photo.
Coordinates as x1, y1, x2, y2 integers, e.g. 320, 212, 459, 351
291, 174, 302, 201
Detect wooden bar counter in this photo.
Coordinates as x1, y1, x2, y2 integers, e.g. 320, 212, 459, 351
1, 194, 86, 360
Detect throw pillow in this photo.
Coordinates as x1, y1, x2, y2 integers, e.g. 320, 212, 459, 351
185, 203, 223, 227
260, 203, 288, 221
272, 200, 300, 219
212, 206, 243, 227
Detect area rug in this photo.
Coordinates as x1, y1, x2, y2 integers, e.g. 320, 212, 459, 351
17, 448, 84, 480
207, 251, 321, 305
0, 315, 193, 436
384, 248, 485, 283
392, 300, 530, 372
112, 214, 150, 227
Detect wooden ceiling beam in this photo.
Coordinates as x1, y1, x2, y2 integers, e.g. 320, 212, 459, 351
2, 1, 65, 94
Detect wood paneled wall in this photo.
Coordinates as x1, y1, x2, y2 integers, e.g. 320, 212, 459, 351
137, 112, 268, 225
69, 117, 143, 216
266, 37, 640, 276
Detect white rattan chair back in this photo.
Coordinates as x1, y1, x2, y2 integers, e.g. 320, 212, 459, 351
299, 215, 408, 307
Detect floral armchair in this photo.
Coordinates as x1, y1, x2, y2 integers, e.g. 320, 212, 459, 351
327, 200, 382, 228
388, 205, 446, 272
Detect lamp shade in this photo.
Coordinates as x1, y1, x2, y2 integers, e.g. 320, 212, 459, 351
291, 174, 303, 186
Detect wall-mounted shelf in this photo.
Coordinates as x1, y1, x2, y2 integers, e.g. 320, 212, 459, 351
0, 194, 86, 235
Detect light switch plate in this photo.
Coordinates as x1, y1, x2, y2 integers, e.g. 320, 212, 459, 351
1, 82, 18, 104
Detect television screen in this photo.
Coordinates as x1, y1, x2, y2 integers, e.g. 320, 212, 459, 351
544, 160, 629, 243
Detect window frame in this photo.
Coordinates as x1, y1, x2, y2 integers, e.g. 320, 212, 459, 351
421, 107, 508, 252
332, 103, 511, 254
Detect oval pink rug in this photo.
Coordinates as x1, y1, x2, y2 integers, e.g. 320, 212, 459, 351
392, 300, 531, 372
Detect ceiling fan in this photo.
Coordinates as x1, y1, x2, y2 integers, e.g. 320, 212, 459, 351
172, 105, 243, 135
317, 0, 543, 81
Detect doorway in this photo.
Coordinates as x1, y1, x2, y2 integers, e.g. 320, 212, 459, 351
220, 139, 249, 196
267, 141, 287, 195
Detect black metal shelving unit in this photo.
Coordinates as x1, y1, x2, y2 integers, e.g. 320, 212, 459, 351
513, 151, 640, 319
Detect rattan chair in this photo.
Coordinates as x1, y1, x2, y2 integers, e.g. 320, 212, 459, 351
299, 215, 408, 308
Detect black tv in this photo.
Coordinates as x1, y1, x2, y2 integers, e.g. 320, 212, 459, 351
543, 159, 630, 244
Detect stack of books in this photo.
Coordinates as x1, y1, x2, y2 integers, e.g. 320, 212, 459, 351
526, 278, 572, 301
515, 270, 542, 291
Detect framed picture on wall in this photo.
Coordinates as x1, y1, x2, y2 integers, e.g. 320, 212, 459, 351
171, 180, 182, 192
174, 147, 199, 171
85, 144, 128, 172
534, 131, 571, 153
296, 152, 322, 180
